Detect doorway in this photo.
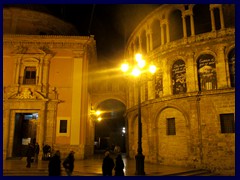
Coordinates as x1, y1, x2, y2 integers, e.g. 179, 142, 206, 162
12, 113, 38, 157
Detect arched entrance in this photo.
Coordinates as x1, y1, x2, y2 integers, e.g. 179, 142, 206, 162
94, 99, 126, 153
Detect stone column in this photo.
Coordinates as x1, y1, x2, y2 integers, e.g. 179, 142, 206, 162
219, 6, 225, 29
190, 13, 195, 36
162, 59, 171, 96
146, 32, 150, 53
182, 15, 187, 38
149, 29, 153, 51
161, 23, 165, 45
42, 55, 51, 94
38, 58, 43, 86
166, 22, 170, 43
3, 106, 10, 159
216, 46, 228, 89
14, 57, 21, 85
186, 52, 197, 92
39, 109, 46, 147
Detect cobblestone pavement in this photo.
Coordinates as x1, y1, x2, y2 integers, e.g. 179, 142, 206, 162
3, 154, 210, 176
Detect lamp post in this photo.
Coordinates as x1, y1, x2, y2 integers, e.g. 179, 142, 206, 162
121, 53, 156, 175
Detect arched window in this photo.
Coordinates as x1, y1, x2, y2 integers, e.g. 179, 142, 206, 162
172, 60, 187, 94
193, 4, 212, 35
151, 19, 161, 49
169, 10, 183, 42
228, 48, 235, 87
140, 30, 147, 54
197, 54, 217, 91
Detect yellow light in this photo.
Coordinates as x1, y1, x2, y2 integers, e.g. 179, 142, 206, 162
121, 63, 129, 72
138, 59, 146, 68
131, 67, 141, 77
96, 110, 101, 116
135, 53, 142, 62
97, 117, 102, 122
149, 65, 157, 74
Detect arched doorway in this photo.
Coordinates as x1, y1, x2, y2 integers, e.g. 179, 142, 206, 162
94, 99, 126, 154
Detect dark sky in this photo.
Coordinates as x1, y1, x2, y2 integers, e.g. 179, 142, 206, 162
41, 4, 161, 62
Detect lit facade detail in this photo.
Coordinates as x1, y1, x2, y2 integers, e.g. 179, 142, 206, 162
124, 4, 235, 175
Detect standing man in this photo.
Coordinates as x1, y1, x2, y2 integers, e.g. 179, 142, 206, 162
34, 142, 40, 163
63, 151, 75, 176
102, 150, 114, 176
26, 141, 35, 168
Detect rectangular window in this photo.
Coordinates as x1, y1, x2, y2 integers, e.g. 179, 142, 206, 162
24, 66, 36, 84
167, 118, 176, 135
220, 113, 235, 133
59, 120, 67, 133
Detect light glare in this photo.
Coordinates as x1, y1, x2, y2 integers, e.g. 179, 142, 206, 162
96, 110, 101, 116
149, 65, 157, 74
132, 67, 141, 76
121, 63, 129, 72
138, 59, 146, 68
135, 53, 142, 62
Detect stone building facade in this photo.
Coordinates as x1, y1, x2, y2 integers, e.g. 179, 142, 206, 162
124, 4, 235, 175
3, 7, 97, 160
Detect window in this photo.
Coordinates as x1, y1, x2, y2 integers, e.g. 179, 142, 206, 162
220, 114, 235, 133
197, 54, 217, 91
59, 120, 67, 133
167, 118, 176, 135
24, 66, 36, 84
172, 59, 187, 94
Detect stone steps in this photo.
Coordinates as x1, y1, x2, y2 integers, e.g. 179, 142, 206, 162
164, 169, 215, 176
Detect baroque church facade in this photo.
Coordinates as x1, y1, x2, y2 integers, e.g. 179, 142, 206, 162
3, 7, 97, 160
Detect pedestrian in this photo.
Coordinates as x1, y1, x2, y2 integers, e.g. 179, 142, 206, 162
102, 150, 114, 176
34, 142, 40, 163
48, 150, 61, 176
63, 151, 75, 176
26, 142, 35, 168
114, 152, 124, 176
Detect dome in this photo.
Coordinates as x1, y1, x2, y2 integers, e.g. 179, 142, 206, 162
3, 6, 79, 36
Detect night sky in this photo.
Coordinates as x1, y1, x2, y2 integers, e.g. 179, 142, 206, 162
43, 4, 161, 62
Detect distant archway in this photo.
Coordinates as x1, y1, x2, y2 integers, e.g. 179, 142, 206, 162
94, 99, 126, 153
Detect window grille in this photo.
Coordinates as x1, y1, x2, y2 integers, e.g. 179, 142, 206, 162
220, 113, 235, 133
167, 118, 176, 135
24, 66, 36, 84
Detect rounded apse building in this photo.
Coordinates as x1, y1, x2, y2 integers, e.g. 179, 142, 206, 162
124, 4, 235, 175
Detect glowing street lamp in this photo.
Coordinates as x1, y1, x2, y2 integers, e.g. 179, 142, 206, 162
121, 54, 157, 175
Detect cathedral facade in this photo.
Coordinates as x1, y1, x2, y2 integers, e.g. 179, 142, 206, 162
124, 4, 235, 175
3, 7, 97, 160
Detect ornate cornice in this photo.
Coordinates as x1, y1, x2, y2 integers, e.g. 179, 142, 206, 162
3, 35, 94, 49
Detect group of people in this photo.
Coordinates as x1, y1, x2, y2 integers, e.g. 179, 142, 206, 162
48, 150, 75, 176
102, 146, 124, 176
26, 141, 124, 176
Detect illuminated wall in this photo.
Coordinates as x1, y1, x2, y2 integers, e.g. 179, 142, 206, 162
125, 4, 235, 175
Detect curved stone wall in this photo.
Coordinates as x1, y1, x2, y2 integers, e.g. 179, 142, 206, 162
125, 4, 235, 175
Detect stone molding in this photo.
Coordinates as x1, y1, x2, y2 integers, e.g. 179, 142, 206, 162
3, 35, 95, 50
